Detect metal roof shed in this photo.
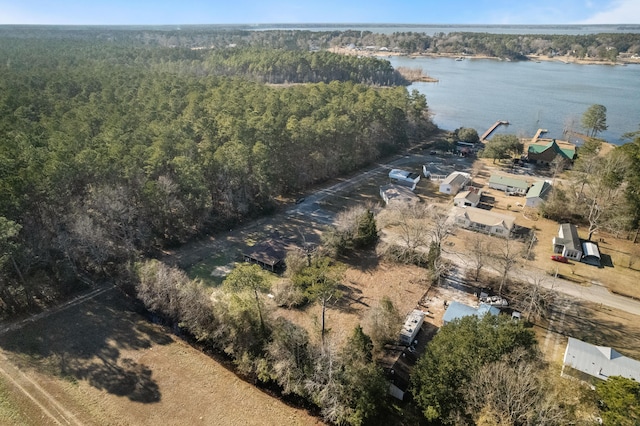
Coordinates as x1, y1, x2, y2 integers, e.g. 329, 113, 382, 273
563, 337, 640, 382
582, 242, 601, 266
442, 301, 500, 325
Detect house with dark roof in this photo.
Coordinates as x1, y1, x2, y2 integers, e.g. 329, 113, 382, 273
525, 181, 552, 208
527, 139, 576, 165
243, 238, 290, 272
562, 337, 640, 382
442, 301, 500, 325
552, 223, 582, 261
488, 174, 529, 195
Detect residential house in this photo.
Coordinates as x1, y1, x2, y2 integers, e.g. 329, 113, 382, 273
552, 223, 582, 261
527, 139, 576, 165
453, 188, 481, 207
562, 337, 640, 382
380, 184, 419, 206
488, 174, 529, 195
439, 171, 470, 195
455, 207, 516, 237
442, 301, 500, 325
525, 181, 552, 208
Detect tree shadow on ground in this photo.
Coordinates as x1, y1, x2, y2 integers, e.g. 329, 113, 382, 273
335, 284, 369, 314
0, 289, 168, 403
339, 249, 379, 272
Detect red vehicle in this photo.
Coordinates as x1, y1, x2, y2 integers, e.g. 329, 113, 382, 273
551, 255, 568, 263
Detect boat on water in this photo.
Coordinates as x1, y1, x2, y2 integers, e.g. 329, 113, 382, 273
455, 56, 464, 61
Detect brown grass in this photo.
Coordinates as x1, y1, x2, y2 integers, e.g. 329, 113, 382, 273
0, 290, 321, 426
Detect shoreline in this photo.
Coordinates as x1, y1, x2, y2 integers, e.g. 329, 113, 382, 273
328, 46, 640, 67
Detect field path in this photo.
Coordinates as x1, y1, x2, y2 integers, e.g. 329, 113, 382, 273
0, 348, 84, 425
0, 285, 115, 425
0, 285, 111, 337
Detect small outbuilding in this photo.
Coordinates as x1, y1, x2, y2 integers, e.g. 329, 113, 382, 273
243, 238, 289, 272
442, 301, 500, 325
581, 241, 601, 266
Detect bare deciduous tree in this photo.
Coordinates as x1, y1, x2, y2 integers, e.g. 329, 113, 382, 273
468, 233, 490, 281
492, 235, 520, 296
509, 276, 557, 322
388, 203, 431, 251
464, 350, 568, 425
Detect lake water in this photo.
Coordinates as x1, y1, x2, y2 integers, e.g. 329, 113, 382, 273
388, 56, 640, 144
248, 24, 640, 36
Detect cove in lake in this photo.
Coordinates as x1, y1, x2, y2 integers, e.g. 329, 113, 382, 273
388, 56, 640, 145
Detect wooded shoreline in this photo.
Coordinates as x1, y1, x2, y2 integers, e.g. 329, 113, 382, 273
329, 46, 640, 66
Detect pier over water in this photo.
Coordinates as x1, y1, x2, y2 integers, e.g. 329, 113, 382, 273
480, 120, 509, 141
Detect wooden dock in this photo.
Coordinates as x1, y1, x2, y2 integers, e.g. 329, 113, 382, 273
531, 128, 548, 144
480, 120, 509, 141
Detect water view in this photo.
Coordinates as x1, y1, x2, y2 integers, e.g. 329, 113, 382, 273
388, 56, 640, 144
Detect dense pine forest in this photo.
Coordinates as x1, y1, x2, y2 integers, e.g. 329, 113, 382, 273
3, 25, 639, 60
0, 30, 433, 318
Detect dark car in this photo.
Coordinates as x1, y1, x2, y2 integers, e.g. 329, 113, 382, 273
551, 255, 568, 263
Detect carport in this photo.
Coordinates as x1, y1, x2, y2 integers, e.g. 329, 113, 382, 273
581, 241, 601, 267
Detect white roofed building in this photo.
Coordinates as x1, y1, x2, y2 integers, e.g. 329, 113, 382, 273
439, 172, 470, 195
454, 188, 481, 207
455, 207, 516, 237
399, 309, 425, 345
563, 337, 640, 383
582, 241, 601, 266
389, 169, 421, 191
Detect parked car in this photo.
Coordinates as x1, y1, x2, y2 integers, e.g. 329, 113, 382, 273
551, 255, 568, 263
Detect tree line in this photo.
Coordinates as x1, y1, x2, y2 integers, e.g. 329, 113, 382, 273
3, 26, 640, 61
0, 38, 434, 319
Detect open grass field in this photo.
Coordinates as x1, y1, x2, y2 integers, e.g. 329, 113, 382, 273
0, 289, 322, 426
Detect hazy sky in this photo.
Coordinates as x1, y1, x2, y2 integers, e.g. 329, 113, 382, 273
1, 0, 639, 25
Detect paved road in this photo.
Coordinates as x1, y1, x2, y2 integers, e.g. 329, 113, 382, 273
442, 249, 640, 316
